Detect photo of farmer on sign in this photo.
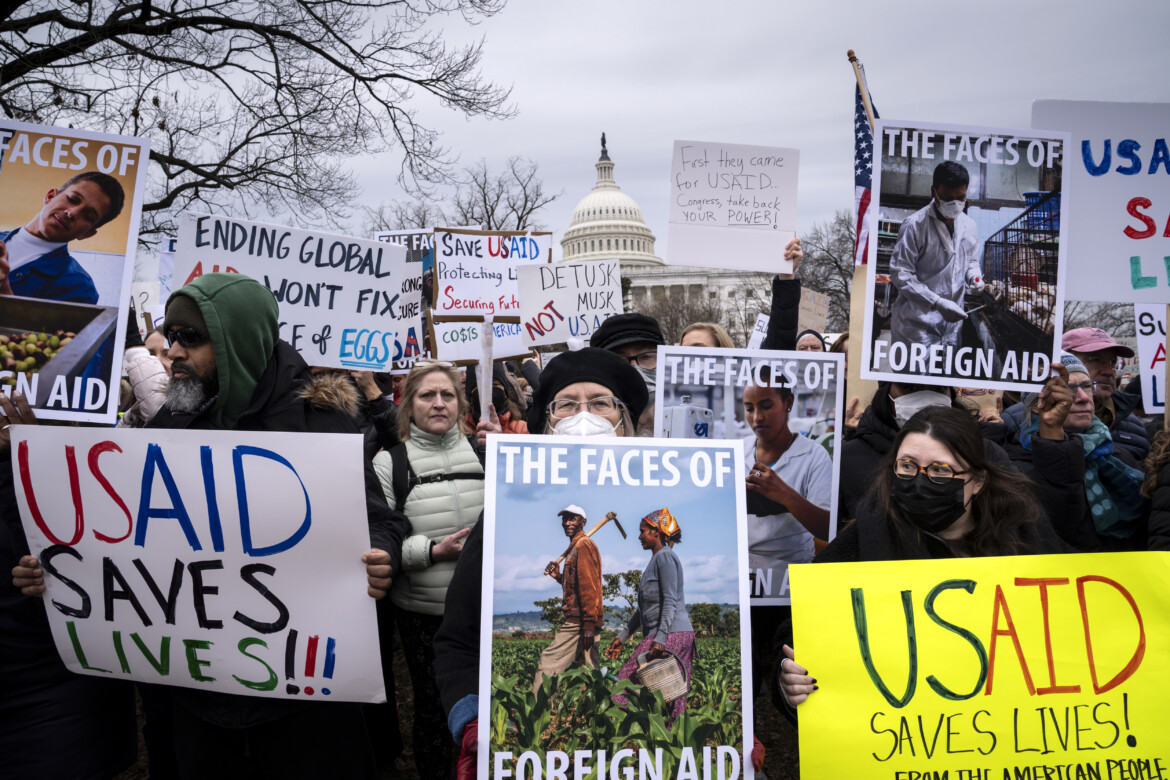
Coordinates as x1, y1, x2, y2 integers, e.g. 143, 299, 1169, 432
862, 120, 1070, 392
480, 435, 753, 779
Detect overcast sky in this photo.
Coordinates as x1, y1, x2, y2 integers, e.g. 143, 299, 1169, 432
348, 0, 1169, 261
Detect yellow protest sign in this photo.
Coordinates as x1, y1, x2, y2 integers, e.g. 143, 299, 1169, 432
791, 552, 1170, 780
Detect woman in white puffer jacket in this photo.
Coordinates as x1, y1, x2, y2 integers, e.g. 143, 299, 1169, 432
371, 360, 497, 778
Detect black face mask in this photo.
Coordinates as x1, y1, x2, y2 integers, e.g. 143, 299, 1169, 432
890, 473, 968, 534
492, 387, 508, 411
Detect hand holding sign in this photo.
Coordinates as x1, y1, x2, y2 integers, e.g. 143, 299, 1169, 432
362, 548, 394, 599
779, 644, 816, 706
777, 237, 803, 281
12, 554, 44, 597
1035, 363, 1075, 439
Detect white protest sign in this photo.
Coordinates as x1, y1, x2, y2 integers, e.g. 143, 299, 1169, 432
432, 228, 551, 318
516, 259, 622, 347
175, 212, 422, 372
1032, 101, 1170, 304
861, 119, 1070, 393
11, 427, 384, 703
373, 227, 431, 253
654, 345, 843, 605
667, 139, 798, 273
131, 281, 160, 312
159, 236, 177, 300
1135, 304, 1166, 413
746, 313, 769, 349
798, 288, 829, 335
429, 316, 530, 366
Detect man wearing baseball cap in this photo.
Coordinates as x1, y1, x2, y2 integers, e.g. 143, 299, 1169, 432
533, 504, 603, 693
1062, 327, 1148, 461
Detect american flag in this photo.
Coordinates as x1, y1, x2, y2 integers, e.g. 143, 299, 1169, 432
853, 70, 878, 265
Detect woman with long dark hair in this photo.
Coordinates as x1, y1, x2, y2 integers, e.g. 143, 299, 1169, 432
775, 405, 1067, 710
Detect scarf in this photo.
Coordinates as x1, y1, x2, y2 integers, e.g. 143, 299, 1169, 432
1021, 417, 1146, 539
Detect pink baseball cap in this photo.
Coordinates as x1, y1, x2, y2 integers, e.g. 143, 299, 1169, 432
1061, 328, 1134, 358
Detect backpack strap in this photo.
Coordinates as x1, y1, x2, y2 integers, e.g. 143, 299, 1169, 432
389, 439, 486, 513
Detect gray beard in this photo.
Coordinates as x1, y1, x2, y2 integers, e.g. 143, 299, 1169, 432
165, 376, 211, 414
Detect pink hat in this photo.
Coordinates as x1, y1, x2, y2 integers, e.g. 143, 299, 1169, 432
1061, 328, 1134, 358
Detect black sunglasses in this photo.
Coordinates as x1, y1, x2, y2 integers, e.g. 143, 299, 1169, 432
166, 327, 208, 348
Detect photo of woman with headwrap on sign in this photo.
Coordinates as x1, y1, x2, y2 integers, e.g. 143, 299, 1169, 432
605, 507, 696, 718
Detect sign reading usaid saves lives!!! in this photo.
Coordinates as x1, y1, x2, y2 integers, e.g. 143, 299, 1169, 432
11, 427, 385, 703
176, 212, 422, 372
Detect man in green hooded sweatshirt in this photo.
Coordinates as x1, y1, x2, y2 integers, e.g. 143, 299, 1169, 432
151, 273, 406, 777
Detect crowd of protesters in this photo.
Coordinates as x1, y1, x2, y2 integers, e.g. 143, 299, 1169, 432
3, 231, 1169, 779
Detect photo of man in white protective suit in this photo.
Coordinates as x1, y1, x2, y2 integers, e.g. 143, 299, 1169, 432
888, 161, 983, 347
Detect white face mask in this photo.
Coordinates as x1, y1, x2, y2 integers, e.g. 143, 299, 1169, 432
552, 411, 618, 437
935, 198, 966, 220
891, 390, 950, 428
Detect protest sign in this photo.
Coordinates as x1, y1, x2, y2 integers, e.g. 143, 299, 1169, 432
1032, 101, 1170, 304
432, 227, 551, 318
11, 426, 385, 703
428, 315, 531, 365
480, 435, 753, 779
1134, 304, 1166, 413
0, 120, 150, 423
746, 314, 769, 349
175, 212, 422, 372
516, 258, 622, 348
861, 120, 1070, 392
375, 226, 480, 313
158, 236, 177, 301
667, 140, 798, 273
655, 346, 842, 605
791, 552, 1170, 779
799, 288, 830, 335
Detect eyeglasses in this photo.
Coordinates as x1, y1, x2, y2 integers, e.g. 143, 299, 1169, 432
165, 327, 208, 348
622, 350, 657, 369
893, 458, 969, 484
410, 358, 455, 372
1067, 381, 1100, 395
548, 396, 623, 419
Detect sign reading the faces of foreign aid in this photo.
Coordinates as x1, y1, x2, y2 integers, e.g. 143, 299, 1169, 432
1032, 101, 1170, 305
0, 120, 150, 423
175, 212, 422, 372
11, 426, 385, 702
480, 435, 755, 779
668, 140, 799, 273
861, 120, 1071, 393
790, 552, 1170, 780
654, 346, 843, 605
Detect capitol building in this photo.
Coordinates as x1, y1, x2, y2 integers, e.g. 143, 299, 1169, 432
559, 135, 772, 340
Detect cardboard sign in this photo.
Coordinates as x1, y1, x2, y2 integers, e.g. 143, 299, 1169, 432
861, 120, 1070, 392
0, 120, 150, 423
798, 288, 830, 335
174, 212, 422, 372
1032, 101, 1170, 304
655, 346, 843, 605
428, 315, 531, 366
479, 435, 754, 778
432, 228, 551, 318
158, 236, 177, 301
11, 427, 385, 703
516, 259, 623, 348
745, 314, 770, 350
1134, 304, 1166, 413
667, 140, 798, 273
791, 552, 1170, 779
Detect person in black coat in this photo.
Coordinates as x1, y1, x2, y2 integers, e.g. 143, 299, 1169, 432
773, 406, 1069, 719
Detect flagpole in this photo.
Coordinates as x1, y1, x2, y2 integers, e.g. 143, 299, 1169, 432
847, 50, 876, 132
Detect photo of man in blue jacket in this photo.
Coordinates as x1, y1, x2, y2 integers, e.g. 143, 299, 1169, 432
0, 170, 125, 304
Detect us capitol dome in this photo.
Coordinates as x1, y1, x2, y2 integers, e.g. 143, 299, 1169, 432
560, 133, 662, 268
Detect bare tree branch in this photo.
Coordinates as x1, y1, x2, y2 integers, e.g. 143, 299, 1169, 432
0, 0, 515, 244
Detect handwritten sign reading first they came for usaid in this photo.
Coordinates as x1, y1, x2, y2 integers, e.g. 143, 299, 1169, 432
791, 553, 1170, 780
175, 212, 422, 372
668, 140, 798, 273
11, 427, 385, 703
433, 228, 552, 317
516, 258, 623, 347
